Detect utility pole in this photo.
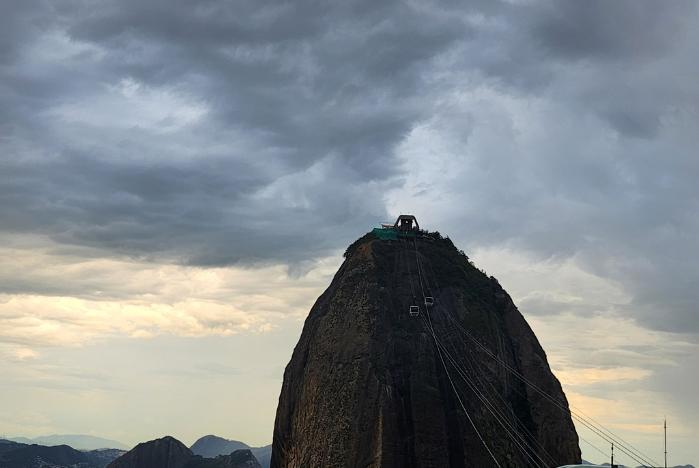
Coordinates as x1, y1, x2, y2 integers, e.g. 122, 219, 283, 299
664, 418, 667, 468
611, 442, 617, 468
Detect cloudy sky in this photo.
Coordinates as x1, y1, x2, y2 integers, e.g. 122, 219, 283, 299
1, 0, 697, 464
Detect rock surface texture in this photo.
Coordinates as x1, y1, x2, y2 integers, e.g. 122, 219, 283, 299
271, 232, 582, 468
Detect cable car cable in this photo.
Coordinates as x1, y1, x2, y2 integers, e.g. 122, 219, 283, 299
421, 305, 503, 467
418, 249, 644, 466
439, 299, 657, 467
422, 312, 549, 468
404, 238, 501, 465
415, 241, 548, 467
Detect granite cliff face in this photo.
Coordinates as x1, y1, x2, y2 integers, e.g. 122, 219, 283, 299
271, 232, 582, 467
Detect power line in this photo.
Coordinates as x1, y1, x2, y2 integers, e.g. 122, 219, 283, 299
453, 322, 659, 468
403, 240, 502, 467
420, 254, 560, 467
424, 314, 550, 468
422, 303, 502, 467
411, 239, 661, 467
422, 271, 658, 464
413, 239, 550, 467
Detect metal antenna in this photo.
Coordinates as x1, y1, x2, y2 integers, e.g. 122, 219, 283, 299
664, 418, 667, 468
611, 442, 614, 468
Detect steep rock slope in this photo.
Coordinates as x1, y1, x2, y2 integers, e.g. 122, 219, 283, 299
271, 232, 581, 468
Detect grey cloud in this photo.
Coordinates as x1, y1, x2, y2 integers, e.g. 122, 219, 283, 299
1, 0, 475, 268
0, 148, 386, 265
1, 0, 699, 338
0, 0, 50, 64
648, 351, 699, 422
448, 130, 699, 335
603, 109, 661, 139
423, 9, 699, 332
533, 0, 696, 62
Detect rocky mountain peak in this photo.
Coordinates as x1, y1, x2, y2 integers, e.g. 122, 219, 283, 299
271, 230, 582, 467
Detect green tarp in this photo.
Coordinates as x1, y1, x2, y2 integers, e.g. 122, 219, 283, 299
372, 227, 417, 240
372, 227, 398, 240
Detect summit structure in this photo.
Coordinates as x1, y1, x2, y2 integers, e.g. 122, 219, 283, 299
271, 218, 581, 468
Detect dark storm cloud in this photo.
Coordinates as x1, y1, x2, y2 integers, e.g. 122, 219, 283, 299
439, 119, 699, 335
64, 0, 469, 175
1, 0, 698, 337
537, 0, 698, 140
0, 0, 477, 266
533, 0, 694, 61
420, 1, 699, 335
0, 147, 382, 264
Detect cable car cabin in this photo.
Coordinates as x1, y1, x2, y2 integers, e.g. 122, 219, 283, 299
409, 305, 420, 317
394, 214, 420, 231
424, 296, 434, 307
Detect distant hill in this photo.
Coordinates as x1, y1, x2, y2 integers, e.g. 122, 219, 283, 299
107, 435, 261, 468
190, 435, 248, 458
249, 446, 271, 468
190, 435, 271, 468
0, 439, 124, 468
8, 434, 129, 450
88, 448, 130, 467
108, 436, 192, 468
4, 437, 33, 445
0, 439, 25, 455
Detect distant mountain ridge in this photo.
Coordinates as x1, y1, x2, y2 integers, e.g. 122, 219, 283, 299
0, 438, 125, 468
1, 436, 692, 468
8, 434, 129, 450
0, 434, 271, 468
190, 435, 248, 458
107, 436, 262, 468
